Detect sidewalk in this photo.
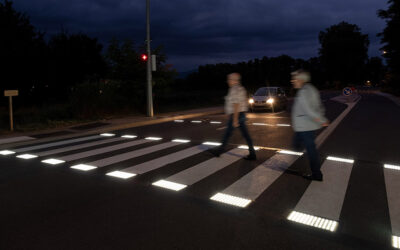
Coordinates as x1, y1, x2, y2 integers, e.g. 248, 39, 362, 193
0, 106, 223, 148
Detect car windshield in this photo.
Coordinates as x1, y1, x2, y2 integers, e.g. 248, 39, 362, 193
254, 87, 277, 96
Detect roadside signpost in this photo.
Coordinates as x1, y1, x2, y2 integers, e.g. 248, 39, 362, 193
4, 90, 18, 131
343, 87, 353, 96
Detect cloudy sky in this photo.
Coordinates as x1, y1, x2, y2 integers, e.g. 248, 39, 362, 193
14, 0, 389, 72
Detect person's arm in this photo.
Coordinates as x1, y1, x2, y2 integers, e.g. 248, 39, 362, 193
298, 87, 328, 124
233, 103, 239, 127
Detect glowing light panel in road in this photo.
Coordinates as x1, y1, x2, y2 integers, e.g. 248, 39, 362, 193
121, 135, 137, 139
106, 171, 136, 179
210, 121, 222, 124
238, 145, 260, 150
100, 133, 115, 137
326, 156, 354, 164
174, 120, 184, 123
287, 211, 338, 232
152, 180, 187, 191
70, 164, 97, 171
41, 159, 65, 165
172, 139, 191, 143
191, 120, 202, 123
393, 236, 400, 249
384, 164, 400, 171
210, 193, 252, 208
16, 154, 38, 159
0, 150, 15, 155
202, 142, 222, 146
278, 150, 303, 156
145, 137, 162, 141
277, 124, 291, 127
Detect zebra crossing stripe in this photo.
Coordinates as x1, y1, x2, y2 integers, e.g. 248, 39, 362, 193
84, 141, 182, 168
156, 148, 247, 189
120, 144, 214, 175
0, 136, 35, 145
50, 139, 149, 163
211, 153, 299, 207
11, 135, 102, 153
290, 158, 353, 230
384, 164, 400, 237
37, 137, 125, 157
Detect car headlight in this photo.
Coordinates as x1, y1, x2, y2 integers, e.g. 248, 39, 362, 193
267, 98, 274, 104
249, 98, 254, 104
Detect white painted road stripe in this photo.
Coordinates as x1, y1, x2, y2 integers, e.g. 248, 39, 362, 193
0, 136, 35, 145
85, 141, 181, 168
165, 148, 247, 186
217, 153, 299, 201
56, 139, 149, 162
384, 166, 400, 235
12, 135, 101, 153
122, 144, 215, 175
37, 137, 125, 157
294, 159, 353, 221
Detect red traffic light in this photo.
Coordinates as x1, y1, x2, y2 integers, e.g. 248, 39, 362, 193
141, 54, 148, 61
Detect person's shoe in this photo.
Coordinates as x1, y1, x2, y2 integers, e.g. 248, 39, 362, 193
302, 173, 323, 182
244, 154, 257, 161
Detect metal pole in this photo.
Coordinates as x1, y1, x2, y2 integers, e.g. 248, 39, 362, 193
146, 0, 154, 117
9, 96, 14, 131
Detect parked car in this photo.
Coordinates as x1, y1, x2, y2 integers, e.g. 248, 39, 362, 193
248, 87, 288, 112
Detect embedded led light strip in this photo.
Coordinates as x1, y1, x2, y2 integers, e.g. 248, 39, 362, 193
384, 164, 400, 171
16, 154, 38, 159
106, 171, 136, 179
252, 123, 268, 126
278, 150, 303, 156
287, 211, 338, 232
121, 135, 137, 139
191, 120, 202, 123
326, 156, 354, 164
237, 145, 260, 150
393, 235, 400, 249
100, 133, 115, 137
145, 137, 162, 141
277, 124, 291, 127
174, 120, 184, 123
41, 159, 65, 165
70, 164, 97, 171
0, 150, 15, 156
172, 139, 191, 143
152, 180, 187, 191
210, 121, 222, 124
202, 141, 222, 146
210, 193, 252, 208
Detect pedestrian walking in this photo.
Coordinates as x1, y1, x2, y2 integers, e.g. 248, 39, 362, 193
291, 70, 329, 181
213, 73, 256, 160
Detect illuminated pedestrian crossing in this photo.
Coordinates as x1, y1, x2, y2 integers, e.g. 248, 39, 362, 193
1, 133, 399, 247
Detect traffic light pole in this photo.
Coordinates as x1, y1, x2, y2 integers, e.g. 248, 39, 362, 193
146, 0, 154, 117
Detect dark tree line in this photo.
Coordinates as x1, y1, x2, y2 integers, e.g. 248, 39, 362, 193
379, 0, 400, 94
180, 21, 385, 94
0, 0, 176, 117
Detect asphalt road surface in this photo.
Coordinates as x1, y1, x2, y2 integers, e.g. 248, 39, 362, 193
1, 93, 400, 250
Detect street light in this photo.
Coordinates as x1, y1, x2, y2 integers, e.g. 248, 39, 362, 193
146, 0, 153, 117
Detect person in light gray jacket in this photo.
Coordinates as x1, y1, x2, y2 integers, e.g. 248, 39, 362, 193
291, 70, 329, 181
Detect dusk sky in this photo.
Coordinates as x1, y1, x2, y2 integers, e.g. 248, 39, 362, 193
15, 0, 389, 72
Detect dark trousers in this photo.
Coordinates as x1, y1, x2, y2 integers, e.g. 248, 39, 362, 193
293, 130, 322, 178
220, 112, 255, 155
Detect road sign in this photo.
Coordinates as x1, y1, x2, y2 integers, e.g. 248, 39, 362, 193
343, 87, 353, 96
4, 90, 18, 131
4, 90, 18, 97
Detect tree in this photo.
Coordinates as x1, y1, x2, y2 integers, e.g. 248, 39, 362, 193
319, 22, 370, 87
0, 0, 47, 104
47, 31, 106, 100
378, 0, 400, 89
